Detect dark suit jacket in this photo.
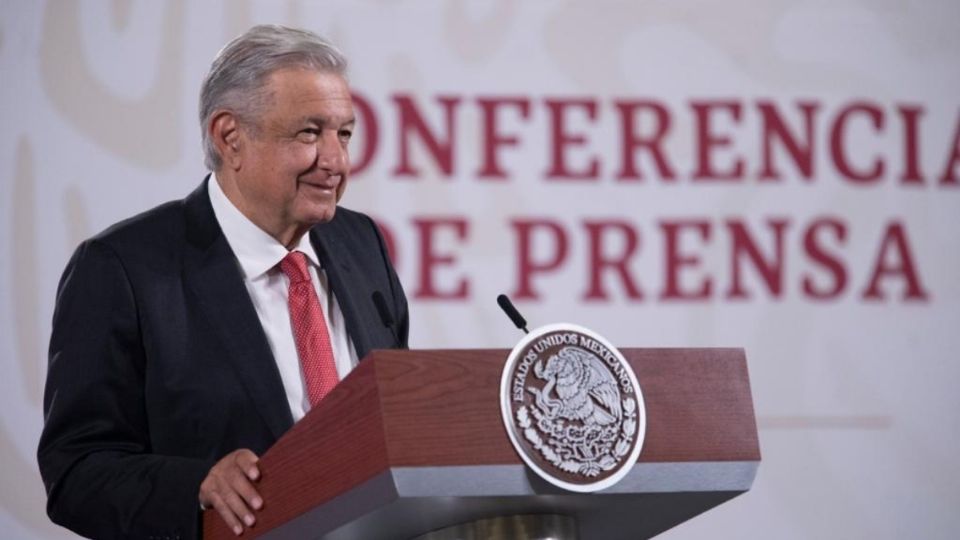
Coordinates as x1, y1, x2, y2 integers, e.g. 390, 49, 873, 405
37, 179, 408, 540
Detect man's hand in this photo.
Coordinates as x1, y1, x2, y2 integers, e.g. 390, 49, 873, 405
199, 449, 263, 536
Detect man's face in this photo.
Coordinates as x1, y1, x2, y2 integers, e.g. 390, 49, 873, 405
233, 68, 354, 240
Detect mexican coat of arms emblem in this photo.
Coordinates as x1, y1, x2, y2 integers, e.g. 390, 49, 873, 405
500, 323, 646, 492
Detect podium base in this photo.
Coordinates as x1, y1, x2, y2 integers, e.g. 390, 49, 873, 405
412, 514, 578, 540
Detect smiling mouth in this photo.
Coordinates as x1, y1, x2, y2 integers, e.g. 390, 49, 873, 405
299, 179, 339, 193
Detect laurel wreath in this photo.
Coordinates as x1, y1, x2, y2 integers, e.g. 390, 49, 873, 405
517, 396, 637, 478
615, 397, 637, 459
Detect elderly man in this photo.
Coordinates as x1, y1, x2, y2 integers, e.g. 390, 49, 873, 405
38, 25, 408, 539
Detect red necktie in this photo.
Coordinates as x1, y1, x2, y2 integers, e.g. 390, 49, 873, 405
280, 251, 339, 407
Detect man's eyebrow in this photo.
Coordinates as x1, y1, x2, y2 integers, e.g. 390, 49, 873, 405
300, 115, 356, 126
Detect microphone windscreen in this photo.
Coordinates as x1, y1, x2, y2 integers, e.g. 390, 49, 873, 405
497, 294, 527, 330
372, 291, 394, 327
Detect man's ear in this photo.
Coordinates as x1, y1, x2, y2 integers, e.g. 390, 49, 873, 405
210, 111, 242, 170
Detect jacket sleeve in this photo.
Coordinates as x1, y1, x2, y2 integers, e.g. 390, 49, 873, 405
38, 239, 214, 540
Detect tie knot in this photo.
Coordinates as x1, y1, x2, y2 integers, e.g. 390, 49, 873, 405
280, 251, 311, 284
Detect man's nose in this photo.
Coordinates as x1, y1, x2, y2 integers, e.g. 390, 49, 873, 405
317, 132, 348, 172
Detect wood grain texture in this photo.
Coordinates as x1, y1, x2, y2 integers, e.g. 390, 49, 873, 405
628, 348, 760, 462
376, 349, 513, 466
203, 348, 759, 539
374, 348, 759, 465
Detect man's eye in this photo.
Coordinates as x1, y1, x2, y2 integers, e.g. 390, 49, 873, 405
298, 129, 319, 142
338, 129, 353, 141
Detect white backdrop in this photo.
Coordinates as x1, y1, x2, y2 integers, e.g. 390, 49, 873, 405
2, 1, 959, 538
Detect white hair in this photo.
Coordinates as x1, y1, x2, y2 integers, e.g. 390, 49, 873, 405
198, 24, 348, 170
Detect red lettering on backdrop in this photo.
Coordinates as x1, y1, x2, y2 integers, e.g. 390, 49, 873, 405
862, 222, 929, 301
582, 220, 644, 301
692, 100, 745, 181
614, 100, 676, 181
349, 92, 379, 176
476, 97, 531, 179
830, 102, 885, 184
412, 218, 469, 299
898, 105, 924, 185
372, 215, 931, 304
939, 113, 960, 186
545, 98, 600, 180
659, 220, 712, 300
350, 93, 957, 188
726, 219, 788, 299
802, 218, 848, 299
511, 219, 569, 300
392, 95, 460, 178
758, 101, 817, 181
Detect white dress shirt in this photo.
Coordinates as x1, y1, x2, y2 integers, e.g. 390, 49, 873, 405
208, 174, 359, 422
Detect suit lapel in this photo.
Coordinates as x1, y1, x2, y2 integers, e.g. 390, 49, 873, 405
181, 180, 293, 441
310, 226, 375, 360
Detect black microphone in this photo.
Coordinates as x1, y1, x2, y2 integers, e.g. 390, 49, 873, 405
372, 291, 402, 347
497, 294, 529, 334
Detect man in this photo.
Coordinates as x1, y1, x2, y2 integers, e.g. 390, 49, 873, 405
37, 25, 408, 539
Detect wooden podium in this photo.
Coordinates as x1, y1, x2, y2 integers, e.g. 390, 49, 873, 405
203, 348, 760, 539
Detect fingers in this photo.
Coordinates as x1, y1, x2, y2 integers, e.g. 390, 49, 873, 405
234, 449, 261, 483
223, 488, 254, 529
209, 492, 244, 536
232, 449, 263, 512
231, 465, 263, 511
199, 449, 264, 536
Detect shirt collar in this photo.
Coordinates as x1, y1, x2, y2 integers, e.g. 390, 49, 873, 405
208, 173, 322, 279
